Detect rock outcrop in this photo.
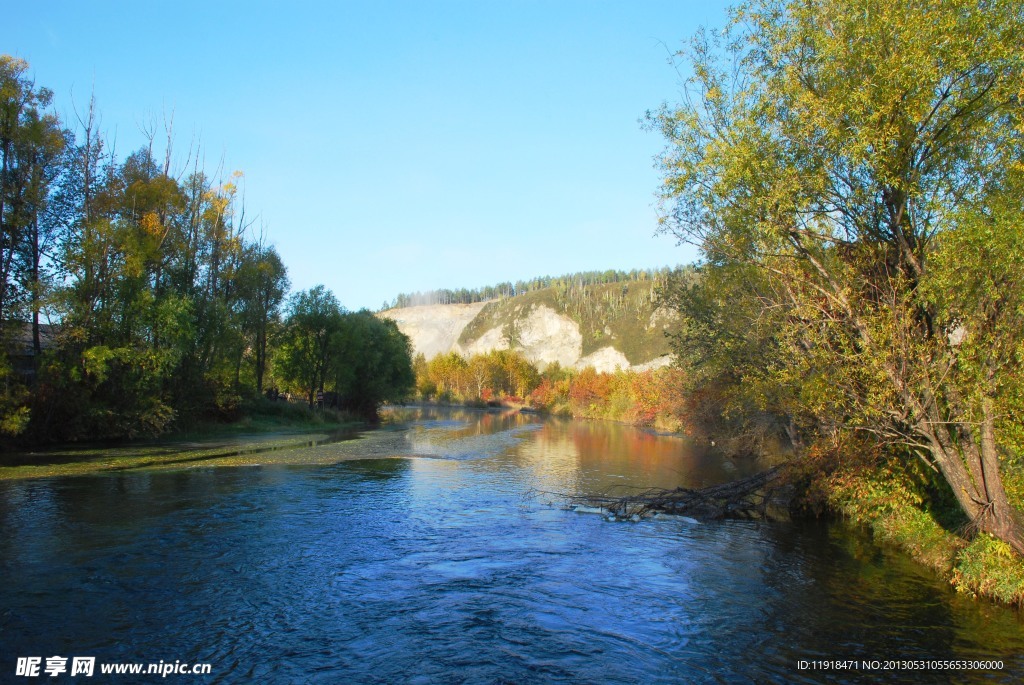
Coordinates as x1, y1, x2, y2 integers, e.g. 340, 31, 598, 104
380, 302, 488, 359
381, 300, 673, 372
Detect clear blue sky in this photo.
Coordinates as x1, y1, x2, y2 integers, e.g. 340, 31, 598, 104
4, 1, 724, 310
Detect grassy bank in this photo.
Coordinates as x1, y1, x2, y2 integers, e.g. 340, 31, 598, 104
167, 397, 363, 440
821, 457, 1024, 606
0, 399, 367, 481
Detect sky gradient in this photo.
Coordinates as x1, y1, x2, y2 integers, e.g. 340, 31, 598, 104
4, 1, 726, 310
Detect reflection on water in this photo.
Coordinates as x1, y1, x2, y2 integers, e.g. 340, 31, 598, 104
0, 406, 1021, 684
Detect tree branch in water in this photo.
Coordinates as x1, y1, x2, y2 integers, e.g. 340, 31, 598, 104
561, 464, 791, 521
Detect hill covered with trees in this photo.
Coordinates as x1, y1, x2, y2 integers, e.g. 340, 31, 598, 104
382, 267, 689, 370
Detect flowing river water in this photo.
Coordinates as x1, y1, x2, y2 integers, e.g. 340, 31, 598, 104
1, 407, 1022, 683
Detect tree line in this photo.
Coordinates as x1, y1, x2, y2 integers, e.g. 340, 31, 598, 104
0, 56, 413, 443
385, 268, 674, 309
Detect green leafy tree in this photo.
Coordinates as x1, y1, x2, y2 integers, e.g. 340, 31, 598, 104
0, 55, 308, 441
0, 56, 68, 435
653, 0, 1024, 551
235, 244, 288, 395
276, 285, 343, 408
330, 310, 414, 420
46, 141, 185, 438
0, 56, 51, 328
659, 263, 804, 447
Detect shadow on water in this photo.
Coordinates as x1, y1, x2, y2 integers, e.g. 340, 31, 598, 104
0, 428, 367, 478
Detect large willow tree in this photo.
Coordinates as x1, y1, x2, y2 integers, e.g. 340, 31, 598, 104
654, 0, 1024, 552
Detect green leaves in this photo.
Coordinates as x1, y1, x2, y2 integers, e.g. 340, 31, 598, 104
657, 0, 1024, 550
273, 288, 414, 418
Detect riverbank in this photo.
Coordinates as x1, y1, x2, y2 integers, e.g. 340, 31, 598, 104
167, 397, 364, 440
821, 457, 1024, 606
0, 399, 368, 481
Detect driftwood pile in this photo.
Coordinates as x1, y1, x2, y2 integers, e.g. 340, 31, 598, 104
566, 463, 790, 521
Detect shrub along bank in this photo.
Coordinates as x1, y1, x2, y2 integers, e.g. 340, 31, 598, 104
817, 455, 1024, 606
413, 350, 691, 432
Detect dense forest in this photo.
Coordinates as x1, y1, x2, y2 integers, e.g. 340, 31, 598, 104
0, 56, 413, 443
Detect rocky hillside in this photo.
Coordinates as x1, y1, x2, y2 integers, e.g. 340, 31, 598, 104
380, 280, 678, 373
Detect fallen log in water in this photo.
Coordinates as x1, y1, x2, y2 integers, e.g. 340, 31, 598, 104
564, 463, 791, 521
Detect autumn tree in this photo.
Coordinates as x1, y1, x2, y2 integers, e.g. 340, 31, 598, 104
0, 54, 311, 442
467, 353, 493, 400
659, 262, 809, 448
0, 56, 52, 329
426, 351, 468, 400
653, 0, 1024, 551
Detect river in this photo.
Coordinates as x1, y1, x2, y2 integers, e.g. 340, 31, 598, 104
1, 407, 1021, 683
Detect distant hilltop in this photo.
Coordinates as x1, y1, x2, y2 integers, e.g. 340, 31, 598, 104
379, 270, 682, 373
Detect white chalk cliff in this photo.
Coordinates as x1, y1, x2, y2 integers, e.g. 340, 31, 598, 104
381, 302, 672, 373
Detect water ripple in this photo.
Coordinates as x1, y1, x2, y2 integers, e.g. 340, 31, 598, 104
1, 409, 1022, 683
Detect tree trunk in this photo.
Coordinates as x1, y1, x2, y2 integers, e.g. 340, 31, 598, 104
927, 415, 1024, 556
973, 398, 1024, 554
255, 326, 266, 396
31, 215, 41, 376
